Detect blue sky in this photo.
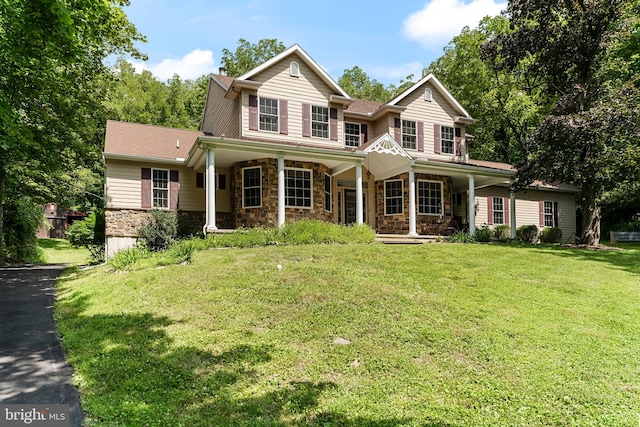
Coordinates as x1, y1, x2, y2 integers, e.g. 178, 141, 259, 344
123, 0, 506, 85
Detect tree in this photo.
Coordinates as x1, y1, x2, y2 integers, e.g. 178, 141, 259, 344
0, 0, 144, 262
221, 39, 286, 77
482, 0, 640, 245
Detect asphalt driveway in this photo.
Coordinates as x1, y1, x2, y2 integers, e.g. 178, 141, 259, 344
0, 264, 84, 426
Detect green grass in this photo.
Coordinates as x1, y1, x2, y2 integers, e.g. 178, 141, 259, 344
55, 243, 640, 426
38, 238, 90, 265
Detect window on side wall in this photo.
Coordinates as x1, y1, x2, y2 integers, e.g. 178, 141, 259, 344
441, 126, 454, 154
242, 167, 262, 208
385, 180, 403, 215
492, 197, 504, 224
418, 180, 442, 215
345, 122, 361, 147
402, 120, 417, 150
152, 169, 169, 208
259, 97, 278, 132
312, 106, 329, 138
544, 201, 556, 227
285, 168, 312, 208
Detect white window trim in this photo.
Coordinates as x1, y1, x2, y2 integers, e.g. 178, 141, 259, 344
493, 196, 505, 225
311, 105, 329, 139
424, 88, 432, 101
402, 119, 417, 151
259, 97, 279, 133
384, 179, 404, 216
441, 125, 455, 154
152, 168, 170, 210
290, 61, 300, 77
324, 173, 332, 212
344, 122, 361, 147
242, 166, 262, 208
417, 180, 443, 215
285, 167, 313, 209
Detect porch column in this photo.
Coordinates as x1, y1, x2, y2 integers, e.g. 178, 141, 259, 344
278, 155, 285, 227
408, 164, 418, 236
203, 148, 217, 234
468, 175, 476, 235
356, 162, 363, 225
510, 190, 517, 238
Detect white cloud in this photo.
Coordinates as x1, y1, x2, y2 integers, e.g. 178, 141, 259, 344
402, 0, 507, 49
128, 49, 215, 81
373, 61, 424, 84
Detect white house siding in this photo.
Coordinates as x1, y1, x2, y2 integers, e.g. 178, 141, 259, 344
201, 79, 239, 137
105, 159, 143, 209
474, 186, 576, 242
241, 53, 344, 148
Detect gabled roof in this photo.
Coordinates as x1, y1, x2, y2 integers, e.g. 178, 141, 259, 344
388, 73, 473, 120
236, 44, 350, 98
104, 121, 203, 161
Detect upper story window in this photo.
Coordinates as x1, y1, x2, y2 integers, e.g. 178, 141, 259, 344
242, 166, 262, 208
290, 61, 300, 77
152, 169, 169, 208
385, 179, 403, 215
492, 196, 505, 224
441, 126, 454, 154
312, 106, 329, 138
402, 120, 417, 150
345, 122, 361, 147
285, 168, 312, 208
424, 88, 433, 101
418, 180, 442, 215
259, 97, 278, 132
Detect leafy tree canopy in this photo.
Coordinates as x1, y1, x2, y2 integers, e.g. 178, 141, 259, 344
221, 38, 286, 77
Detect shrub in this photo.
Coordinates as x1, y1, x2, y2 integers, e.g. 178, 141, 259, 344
2, 197, 46, 264
67, 210, 105, 264
516, 225, 539, 244
474, 224, 492, 242
107, 247, 147, 270
448, 231, 475, 243
539, 227, 563, 243
138, 210, 178, 252
493, 224, 511, 242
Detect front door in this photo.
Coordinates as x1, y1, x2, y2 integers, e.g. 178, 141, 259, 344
344, 189, 366, 225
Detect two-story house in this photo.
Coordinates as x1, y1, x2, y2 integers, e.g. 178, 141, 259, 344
104, 44, 577, 255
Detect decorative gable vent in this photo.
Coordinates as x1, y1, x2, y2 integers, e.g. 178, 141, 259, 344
424, 88, 432, 101
289, 61, 300, 77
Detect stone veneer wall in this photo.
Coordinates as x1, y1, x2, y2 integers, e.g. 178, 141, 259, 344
375, 173, 452, 234
232, 158, 333, 228
105, 209, 231, 238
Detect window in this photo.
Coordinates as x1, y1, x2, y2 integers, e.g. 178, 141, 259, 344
345, 122, 361, 147
259, 97, 278, 132
402, 120, 417, 150
385, 180, 403, 215
290, 61, 300, 77
441, 126, 454, 154
324, 174, 332, 211
544, 201, 556, 227
493, 197, 504, 224
312, 106, 329, 138
424, 88, 432, 101
242, 167, 261, 208
418, 181, 442, 215
152, 169, 169, 208
286, 168, 312, 208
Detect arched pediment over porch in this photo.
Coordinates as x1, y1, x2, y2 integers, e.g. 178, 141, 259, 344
358, 133, 413, 181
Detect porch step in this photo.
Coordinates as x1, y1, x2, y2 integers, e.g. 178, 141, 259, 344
375, 234, 444, 244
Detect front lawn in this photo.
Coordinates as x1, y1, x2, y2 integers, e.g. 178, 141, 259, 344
38, 238, 90, 265
56, 243, 640, 426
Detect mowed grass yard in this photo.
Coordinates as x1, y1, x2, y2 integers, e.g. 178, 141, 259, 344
55, 242, 640, 426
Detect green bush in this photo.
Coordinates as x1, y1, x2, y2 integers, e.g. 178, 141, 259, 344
539, 227, 563, 243
448, 231, 475, 243
2, 197, 45, 264
67, 210, 105, 264
138, 210, 178, 252
474, 224, 492, 242
493, 224, 511, 242
107, 247, 147, 270
516, 225, 539, 244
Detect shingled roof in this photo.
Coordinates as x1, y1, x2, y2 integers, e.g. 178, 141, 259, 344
104, 121, 203, 160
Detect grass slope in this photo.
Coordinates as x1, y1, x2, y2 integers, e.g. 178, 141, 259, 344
38, 238, 90, 265
56, 243, 640, 426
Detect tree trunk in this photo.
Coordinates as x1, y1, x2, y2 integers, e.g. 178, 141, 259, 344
579, 181, 601, 246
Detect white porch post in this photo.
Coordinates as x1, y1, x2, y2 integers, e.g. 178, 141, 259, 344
204, 148, 217, 234
468, 175, 476, 235
356, 162, 363, 225
510, 190, 517, 238
408, 164, 418, 236
278, 155, 285, 227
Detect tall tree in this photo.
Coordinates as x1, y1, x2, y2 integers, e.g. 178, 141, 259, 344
483, 0, 640, 245
0, 0, 144, 262
220, 39, 286, 77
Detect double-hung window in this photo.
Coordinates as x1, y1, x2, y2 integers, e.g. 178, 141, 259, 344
259, 97, 278, 132
544, 201, 556, 227
492, 197, 505, 224
152, 169, 169, 208
418, 181, 442, 215
286, 168, 312, 208
345, 122, 360, 147
402, 120, 417, 150
242, 167, 262, 208
312, 106, 329, 138
385, 180, 403, 215
441, 126, 455, 154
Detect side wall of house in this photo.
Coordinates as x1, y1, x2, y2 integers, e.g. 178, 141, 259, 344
201, 78, 240, 137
